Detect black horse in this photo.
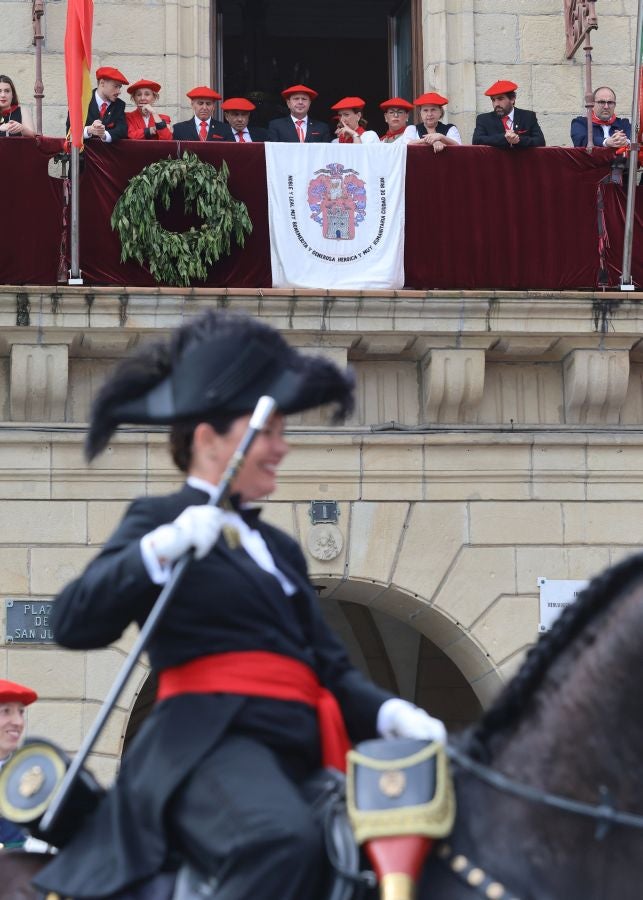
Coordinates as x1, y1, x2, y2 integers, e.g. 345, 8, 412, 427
3, 552, 643, 899
421, 550, 643, 899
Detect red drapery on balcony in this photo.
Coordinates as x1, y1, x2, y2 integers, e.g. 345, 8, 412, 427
1, 138, 640, 290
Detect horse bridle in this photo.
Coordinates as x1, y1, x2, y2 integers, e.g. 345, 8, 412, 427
436, 743, 643, 900
447, 744, 643, 839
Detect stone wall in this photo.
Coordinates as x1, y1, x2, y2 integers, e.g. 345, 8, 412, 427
1, 0, 212, 138
1, 288, 642, 778
427, 0, 639, 145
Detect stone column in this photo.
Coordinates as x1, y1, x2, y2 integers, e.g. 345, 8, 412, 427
165, 0, 213, 124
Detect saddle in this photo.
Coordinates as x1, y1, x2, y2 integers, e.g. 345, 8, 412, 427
1, 738, 455, 900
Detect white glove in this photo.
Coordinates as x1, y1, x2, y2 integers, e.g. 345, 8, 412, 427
145, 505, 225, 565
377, 698, 447, 745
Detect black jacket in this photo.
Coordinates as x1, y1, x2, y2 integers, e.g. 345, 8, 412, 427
35, 484, 391, 898
267, 116, 331, 143
472, 108, 546, 148
172, 117, 228, 141
83, 94, 127, 142
570, 115, 631, 147
0, 105, 22, 137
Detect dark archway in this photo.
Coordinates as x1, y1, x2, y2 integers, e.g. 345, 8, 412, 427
322, 596, 483, 733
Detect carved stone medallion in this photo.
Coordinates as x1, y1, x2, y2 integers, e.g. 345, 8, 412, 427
307, 523, 343, 561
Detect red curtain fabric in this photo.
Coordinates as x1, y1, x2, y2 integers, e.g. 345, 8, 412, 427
78, 141, 271, 287
1, 139, 640, 290
0, 137, 67, 284
403, 145, 638, 290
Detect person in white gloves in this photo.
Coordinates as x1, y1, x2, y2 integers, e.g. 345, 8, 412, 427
35, 311, 447, 900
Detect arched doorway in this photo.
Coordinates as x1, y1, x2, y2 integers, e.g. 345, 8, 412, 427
321, 594, 483, 733
210, 0, 423, 128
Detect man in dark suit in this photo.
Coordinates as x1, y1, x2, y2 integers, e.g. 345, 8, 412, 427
172, 86, 227, 142
268, 84, 331, 143
472, 79, 545, 149
220, 97, 270, 142
570, 86, 631, 149
0, 678, 38, 849
81, 66, 128, 143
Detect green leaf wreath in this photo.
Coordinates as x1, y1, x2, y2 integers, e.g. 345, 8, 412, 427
111, 152, 252, 287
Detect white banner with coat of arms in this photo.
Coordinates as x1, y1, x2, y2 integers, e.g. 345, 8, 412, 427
265, 140, 407, 290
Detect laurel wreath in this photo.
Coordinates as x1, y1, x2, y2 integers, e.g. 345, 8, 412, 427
111, 152, 252, 287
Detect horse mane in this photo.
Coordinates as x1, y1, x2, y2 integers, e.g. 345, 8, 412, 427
467, 551, 643, 761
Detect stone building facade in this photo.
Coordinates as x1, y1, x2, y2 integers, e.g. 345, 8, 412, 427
1, 288, 642, 781
2, 0, 639, 147
0, 0, 642, 779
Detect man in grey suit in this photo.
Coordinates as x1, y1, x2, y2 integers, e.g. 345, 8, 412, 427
268, 84, 331, 143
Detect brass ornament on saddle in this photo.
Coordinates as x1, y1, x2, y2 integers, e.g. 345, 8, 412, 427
0, 738, 104, 849
346, 737, 456, 899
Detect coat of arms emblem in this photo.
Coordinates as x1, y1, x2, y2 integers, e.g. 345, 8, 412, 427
307, 163, 366, 240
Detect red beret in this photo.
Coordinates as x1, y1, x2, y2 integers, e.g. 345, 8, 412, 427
379, 97, 414, 111
127, 79, 162, 96
414, 91, 448, 107
0, 679, 38, 706
186, 86, 222, 101
281, 84, 318, 100
485, 80, 518, 96
331, 96, 366, 111
96, 67, 129, 85
221, 98, 256, 111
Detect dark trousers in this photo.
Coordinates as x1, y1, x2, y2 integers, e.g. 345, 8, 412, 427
170, 734, 326, 900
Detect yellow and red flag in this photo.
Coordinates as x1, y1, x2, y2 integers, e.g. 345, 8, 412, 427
65, 0, 94, 148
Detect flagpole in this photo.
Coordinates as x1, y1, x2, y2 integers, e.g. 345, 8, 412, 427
68, 144, 83, 284
620, 0, 643, 290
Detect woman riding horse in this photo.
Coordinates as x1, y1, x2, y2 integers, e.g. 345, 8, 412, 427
33, 311, 446, 900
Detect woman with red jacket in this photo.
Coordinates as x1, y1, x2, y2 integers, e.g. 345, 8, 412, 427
125, 78, 173, 140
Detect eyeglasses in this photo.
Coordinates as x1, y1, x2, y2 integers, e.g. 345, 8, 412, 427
595, 100, 616, 106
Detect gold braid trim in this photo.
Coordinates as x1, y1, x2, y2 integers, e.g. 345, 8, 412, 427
347, 741, 456, 844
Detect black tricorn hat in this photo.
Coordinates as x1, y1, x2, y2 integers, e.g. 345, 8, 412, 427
85, 311, 354, 460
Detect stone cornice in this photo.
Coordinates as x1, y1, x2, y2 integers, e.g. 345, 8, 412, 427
1, 290, 642, 361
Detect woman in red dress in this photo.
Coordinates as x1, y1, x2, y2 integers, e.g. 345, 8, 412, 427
125, 78, 173, 140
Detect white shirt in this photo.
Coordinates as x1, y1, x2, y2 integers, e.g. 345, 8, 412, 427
234, 128, 252, 142
140, 475, 297, 596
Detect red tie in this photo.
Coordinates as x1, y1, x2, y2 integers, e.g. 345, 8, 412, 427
199, 120, 208, 142
502, 115, 511, 130
99, 102, 108, 119
295, 119, 305, 143
237, 130, 246, 143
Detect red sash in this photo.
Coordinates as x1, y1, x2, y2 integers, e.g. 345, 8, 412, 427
157, 650, 352, 772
